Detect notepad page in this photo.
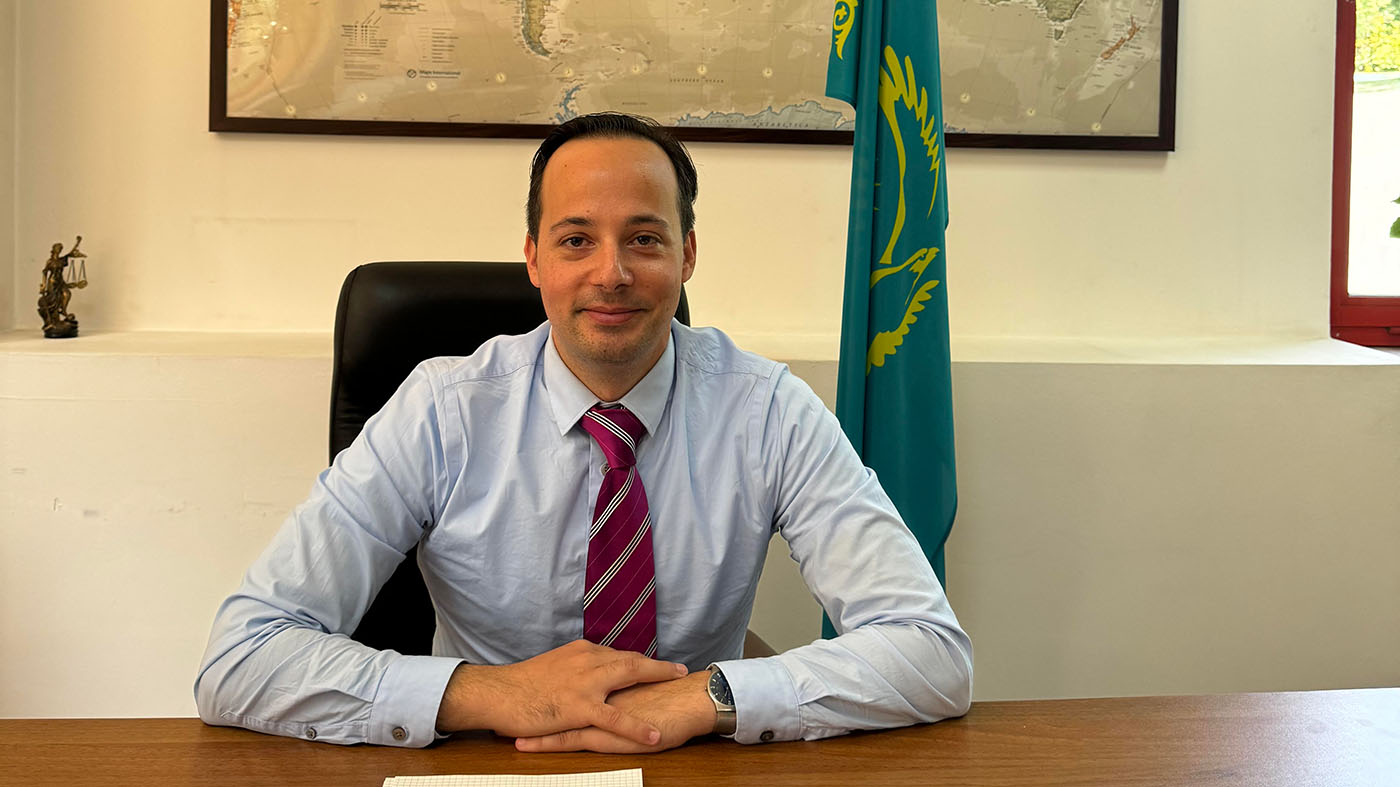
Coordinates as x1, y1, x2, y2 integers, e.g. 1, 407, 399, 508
383, 768, 643, 787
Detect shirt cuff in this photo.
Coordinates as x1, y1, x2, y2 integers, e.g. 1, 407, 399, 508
367, 655, 463, 747
711, 657, 800, 744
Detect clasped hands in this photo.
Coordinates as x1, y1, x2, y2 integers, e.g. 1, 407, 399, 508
436, 639, 718, 753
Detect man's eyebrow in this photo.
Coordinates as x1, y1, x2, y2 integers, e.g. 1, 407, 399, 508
625, 214, 671, 229
547, 216, 594, 234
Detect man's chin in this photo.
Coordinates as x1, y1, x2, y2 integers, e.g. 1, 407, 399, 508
580, 343, 645, 366
572, 330, 656, 365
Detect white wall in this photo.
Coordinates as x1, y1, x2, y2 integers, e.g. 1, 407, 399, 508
3, 0, 1398, 720
0, 341, 329, 717
949, 358, 1400, 700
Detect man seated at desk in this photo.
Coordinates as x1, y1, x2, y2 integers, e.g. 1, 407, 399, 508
194, 112, 972, 752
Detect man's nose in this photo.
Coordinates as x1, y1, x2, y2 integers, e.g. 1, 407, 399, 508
591, 244, 634, 288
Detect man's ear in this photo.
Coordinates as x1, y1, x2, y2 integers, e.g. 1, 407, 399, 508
524, 234, 541, 287
681, 230, 697, 283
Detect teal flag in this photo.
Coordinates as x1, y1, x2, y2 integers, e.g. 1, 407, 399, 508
824, 0, 955, 634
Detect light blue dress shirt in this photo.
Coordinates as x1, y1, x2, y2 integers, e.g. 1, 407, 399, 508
195, 321, 972, 748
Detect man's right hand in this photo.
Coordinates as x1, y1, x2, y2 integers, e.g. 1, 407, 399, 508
435, 639, 688, 746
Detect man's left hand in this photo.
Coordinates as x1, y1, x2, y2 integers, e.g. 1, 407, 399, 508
514, 670, 717, 753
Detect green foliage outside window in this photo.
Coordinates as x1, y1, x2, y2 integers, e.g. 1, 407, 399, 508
1355, 1, 1400, 243
1357, 0, 1400, 72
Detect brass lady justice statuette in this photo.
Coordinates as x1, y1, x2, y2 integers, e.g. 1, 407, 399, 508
37, 236, 89, 338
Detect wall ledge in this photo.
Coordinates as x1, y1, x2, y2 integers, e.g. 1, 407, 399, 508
951, 336, 1400, 366
0, 329, 331, 359
3, 329, 1396, 368
729, 331, 1400, 367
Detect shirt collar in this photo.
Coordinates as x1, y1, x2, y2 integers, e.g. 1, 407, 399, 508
542, 323, 676, 437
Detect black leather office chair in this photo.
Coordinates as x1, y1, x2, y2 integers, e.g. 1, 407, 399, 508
331, 261, 690, 655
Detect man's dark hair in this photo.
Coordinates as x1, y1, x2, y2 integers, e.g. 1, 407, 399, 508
526, 113, 698, 239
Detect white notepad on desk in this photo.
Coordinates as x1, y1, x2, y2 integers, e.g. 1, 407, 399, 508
383, 768, 643, 787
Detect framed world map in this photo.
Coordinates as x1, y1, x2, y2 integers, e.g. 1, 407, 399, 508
211, 0, 1177, 150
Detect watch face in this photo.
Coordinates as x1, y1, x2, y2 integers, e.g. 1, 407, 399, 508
709, 669, 734, 706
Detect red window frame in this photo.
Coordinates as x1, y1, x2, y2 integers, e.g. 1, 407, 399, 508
1332, 0, 1400, 346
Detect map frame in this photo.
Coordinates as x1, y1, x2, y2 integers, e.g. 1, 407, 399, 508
208, 0, 1178, 151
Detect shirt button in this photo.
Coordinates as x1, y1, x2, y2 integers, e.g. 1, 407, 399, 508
392, 726, 408, 742
600, 463, 610, 475
760, 730, 775, 742
304, 727, 317, 740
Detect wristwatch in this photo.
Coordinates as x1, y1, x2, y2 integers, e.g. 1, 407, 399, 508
705, 663, 737, 736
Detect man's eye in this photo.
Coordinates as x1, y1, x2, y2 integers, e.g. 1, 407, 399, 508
634, 235, 659, 246
562, 237, 587, 248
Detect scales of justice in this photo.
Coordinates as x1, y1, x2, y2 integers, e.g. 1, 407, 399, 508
37, 236, 89, 338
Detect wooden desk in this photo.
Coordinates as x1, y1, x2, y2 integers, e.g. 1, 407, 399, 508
4, 689, 1396, 786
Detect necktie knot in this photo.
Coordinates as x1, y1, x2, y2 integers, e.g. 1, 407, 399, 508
580, 405, 645, 469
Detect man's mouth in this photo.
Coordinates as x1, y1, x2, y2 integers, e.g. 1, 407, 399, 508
581, 306, 644, 326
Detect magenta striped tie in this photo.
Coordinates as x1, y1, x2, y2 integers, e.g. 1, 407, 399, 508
579, 405, 657, 657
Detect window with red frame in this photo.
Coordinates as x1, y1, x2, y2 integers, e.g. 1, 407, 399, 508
1332, 0, 1400, 346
